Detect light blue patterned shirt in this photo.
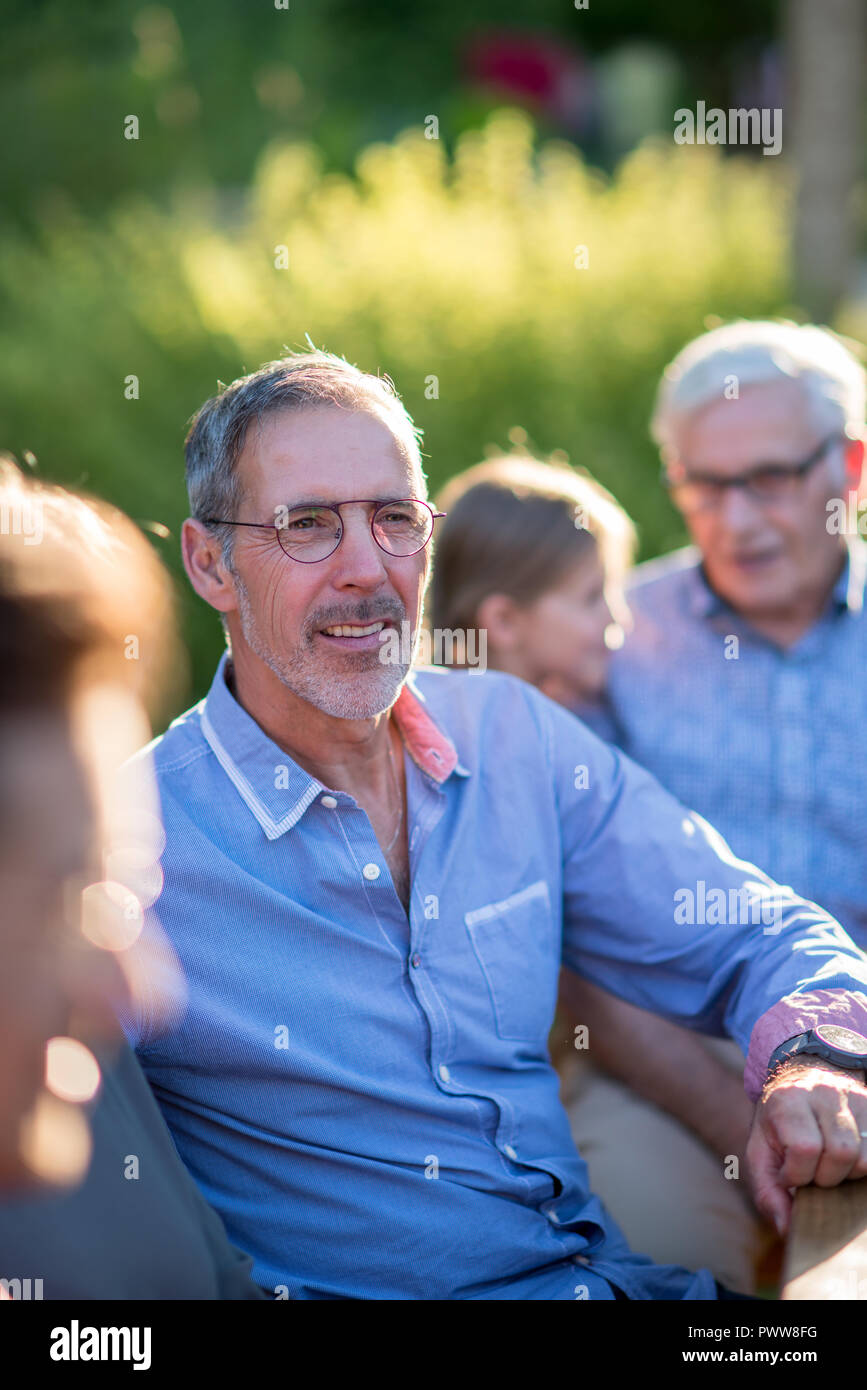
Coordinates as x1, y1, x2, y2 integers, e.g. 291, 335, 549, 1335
122, 652, 867, 1300
608, 540, 867, 946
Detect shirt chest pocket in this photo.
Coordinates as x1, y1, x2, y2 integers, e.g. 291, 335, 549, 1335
464, 879, 558, 1044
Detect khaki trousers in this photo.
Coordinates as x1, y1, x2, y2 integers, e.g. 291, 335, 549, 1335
560, 1037, 771, 1294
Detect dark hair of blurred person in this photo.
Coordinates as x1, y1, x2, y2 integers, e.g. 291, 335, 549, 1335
0, 455, 266, 1298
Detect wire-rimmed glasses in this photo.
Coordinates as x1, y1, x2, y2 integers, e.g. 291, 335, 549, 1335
204, 498, 445, 563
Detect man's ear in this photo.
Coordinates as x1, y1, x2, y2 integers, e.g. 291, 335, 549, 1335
475, 592, 522, 650
181, 519, 238, 614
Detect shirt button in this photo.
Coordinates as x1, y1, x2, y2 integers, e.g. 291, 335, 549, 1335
320, 795, 338, 809
573, 1255, 590, 1266
362, 863, 381, 881
504, 1145, 518, 1161
547, 1210, 560, 1225
438, 1064, 451, 1083
411, 952, 421, 968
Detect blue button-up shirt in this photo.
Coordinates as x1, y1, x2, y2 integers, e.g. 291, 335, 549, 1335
607, 540, 867, 946
123, 652, 867, 1300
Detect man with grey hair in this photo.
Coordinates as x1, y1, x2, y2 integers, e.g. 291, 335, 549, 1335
123, 346, 867, 1301
562, 319, 867, 1294
184, 353, 425, 726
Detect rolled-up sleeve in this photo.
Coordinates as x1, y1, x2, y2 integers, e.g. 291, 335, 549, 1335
531, 691, 867, 1102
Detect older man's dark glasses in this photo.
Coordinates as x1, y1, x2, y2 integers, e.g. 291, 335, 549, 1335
661, 434, 844, 514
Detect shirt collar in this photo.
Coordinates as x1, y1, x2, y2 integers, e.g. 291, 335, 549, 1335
200, 652, 468, 841
686, 555, 725, 620
686, 538, 867, 621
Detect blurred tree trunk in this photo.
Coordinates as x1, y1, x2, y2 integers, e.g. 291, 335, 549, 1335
784, 0, 866, 320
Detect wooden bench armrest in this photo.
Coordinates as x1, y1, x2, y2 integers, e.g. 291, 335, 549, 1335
781, 1178, 867, 1299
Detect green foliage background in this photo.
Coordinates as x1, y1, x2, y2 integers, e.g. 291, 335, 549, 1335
0, 112, 795, 710
0, 0, 780, 226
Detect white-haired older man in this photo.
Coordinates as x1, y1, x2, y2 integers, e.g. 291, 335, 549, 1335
123, 348, 867, 1301
562, 320, 867, 1294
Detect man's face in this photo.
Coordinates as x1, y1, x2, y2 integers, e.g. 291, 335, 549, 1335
225, 405, 429, 720
671, 379, 848, 620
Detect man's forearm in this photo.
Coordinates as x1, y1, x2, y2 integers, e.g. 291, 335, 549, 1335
560, 970, 754, 1161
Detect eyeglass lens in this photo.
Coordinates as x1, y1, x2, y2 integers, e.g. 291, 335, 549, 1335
276, 501, 432, 560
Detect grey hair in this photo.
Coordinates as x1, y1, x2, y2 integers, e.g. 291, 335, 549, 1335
184, 348, 426, 568
651, 320, 867, 459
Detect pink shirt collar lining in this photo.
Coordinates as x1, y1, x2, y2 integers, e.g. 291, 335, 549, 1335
392, 681, 459, 783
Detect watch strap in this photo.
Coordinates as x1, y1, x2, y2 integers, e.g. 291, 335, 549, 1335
766, 1029, 867, 1080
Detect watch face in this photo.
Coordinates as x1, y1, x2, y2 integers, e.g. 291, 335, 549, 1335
815, 1024, 867, 1055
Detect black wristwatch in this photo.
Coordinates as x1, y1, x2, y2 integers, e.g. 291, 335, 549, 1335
766, 1025, 867, 1080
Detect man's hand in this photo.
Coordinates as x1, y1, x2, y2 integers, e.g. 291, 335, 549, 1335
747, 1057, 867, 1235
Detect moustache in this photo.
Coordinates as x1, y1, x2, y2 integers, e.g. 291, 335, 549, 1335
307, 599, 406, 635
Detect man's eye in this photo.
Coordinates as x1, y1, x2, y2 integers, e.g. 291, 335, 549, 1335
285, 511, 334, 531
749, 469, 791, 491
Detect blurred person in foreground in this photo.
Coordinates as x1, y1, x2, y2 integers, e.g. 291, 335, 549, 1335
561, 321, 867, 1292
119, 347, 867, 1300
0, 456, 266, 1298
429, 452, 635, 732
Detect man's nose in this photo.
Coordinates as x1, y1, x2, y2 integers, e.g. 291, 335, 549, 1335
717, 483, 763, 535
330, 509, 391, 586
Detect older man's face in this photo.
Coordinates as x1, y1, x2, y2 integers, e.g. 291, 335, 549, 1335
227, 405, 430, 719
672, 379, 847, 620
